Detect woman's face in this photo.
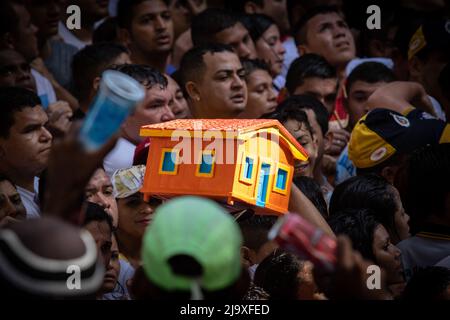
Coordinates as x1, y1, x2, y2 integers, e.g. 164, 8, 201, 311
102, 235, 120, 294
372, 225, 404, 285
0, 180, 26, 223
255, 24, 286, 77
389, 186, 410, 243
117, 193, 161, 239
242, 69, 277, 118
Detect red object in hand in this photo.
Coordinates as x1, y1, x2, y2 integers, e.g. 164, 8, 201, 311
269, 213, 337, 272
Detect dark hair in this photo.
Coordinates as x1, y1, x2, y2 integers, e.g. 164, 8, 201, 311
270, 104, 314, 138
72, 42, 129, 100
178, 43, 235, 88
327, 208, 380, 262
293, 176, 328, 218
293, 5, 342, 46
0, 174, 13, 185
0, 1, 21, 39
93, 17, 120, 44
402, 266, 450, 300
356, 152, 409, 177
0, 87, 41, 138
272, 94, 329, 135
237, 215, 278, 251
191, 9, 242, 47
286, 53, 337, 96
109, 64, 167, 89
404, 144, 450, 233
329, 174, 400, 239
117, 0, 170, 30
82, 202, 114, 233
241, 14, 275, 42
346, 62, 396, 95
253, 250, 303, 300
241, 58, 270, 78
224, 0, 265, 13
439, 62, 450, 100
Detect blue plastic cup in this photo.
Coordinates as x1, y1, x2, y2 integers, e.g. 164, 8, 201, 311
79, 70, 145, 151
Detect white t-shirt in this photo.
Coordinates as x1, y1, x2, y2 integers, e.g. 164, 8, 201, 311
58, 21, 89, 50
103, 137, 137, 177
281, 37, 299, 80
31, 69, 56, 108
16, 180, 41, 219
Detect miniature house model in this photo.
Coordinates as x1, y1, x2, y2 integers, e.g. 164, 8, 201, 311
140, 119, 308, 215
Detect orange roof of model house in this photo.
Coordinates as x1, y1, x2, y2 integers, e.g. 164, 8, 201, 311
140, 119, 309, 162
140, 119, 309, 215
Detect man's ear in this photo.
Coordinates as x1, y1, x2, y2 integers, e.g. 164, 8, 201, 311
240, 246, 254, 269
92, 76, 101, 92
244, 2, 260, 14
408, 56, 423, 81
380, 165, 397, 185
297, 44, 309, 56
185, 81, 201, 101
117, 27, 132, 48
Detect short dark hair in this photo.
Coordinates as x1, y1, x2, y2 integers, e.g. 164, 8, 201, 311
82, 202, 114, 233
327, 208, 380, 262
286, 53, 337, 96
329, 174, 399, 239
109, 64, 168, 89
272, 94, 329, 136
402, 266, 450, 300
93, 17, 120, 44
178, 43, 235, 89
270, 104, 314, 138
0, 87, 41, 138
241, 58, 270, 78
191, 9, 242, 47
346, 62, 396, 94
72, 42, 129, 100
117, 0, 170, 30
293, 176, 328, 218
0, 1, 22, 40
224, 0, 265, 13
237, 215, 278, 251
403, 143, 450, 233
241, 14, 275, 42
293, 5, 342, 46
253, 250, 303, 300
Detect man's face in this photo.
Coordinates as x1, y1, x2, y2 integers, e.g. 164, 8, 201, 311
300, 12, 355, 69
243, 69, 277, 118
0, 106, 52, 177
129, 0, 174, 55
0, 179, 26, 223
85, 169, 119, 228
123, 85, 174, 142
76, 0, 109, 21
167, 75, 190, 119
293, 77, 337, 115
346, 80, 387, 128
284, 119, 318, 178
84, 220, 112, 268
27, 0, 62, 39
0, 50, 35, 91
10, 4, 39, 61
214, 22, 257, 60
259, 0, 290, 34
193, 51, 248, 118
303, 108, 325, 162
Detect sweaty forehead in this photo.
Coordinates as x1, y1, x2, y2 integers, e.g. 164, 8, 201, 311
13, 106, 47, 127
133, 0, 169, 18
88, 169, 111, 188
203, 51, 242, 73
146, 86, 171, 102
0, 50, 27, 67
307, 12, 345, 29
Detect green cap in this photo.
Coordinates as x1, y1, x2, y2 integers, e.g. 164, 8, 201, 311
141, 196, 243, 291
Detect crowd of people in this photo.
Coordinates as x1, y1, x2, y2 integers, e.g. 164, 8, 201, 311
0, 0, 449, 300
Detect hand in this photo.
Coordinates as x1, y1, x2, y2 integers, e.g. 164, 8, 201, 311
30, 57, 54, 81
46, 101, 73, 137
324, 128, 350, 157
0, 216, 22, 228
314, 236, 392, 300
43, 122, 118, 225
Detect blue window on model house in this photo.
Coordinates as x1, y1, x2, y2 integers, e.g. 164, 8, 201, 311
161, 150, 177, 173
199, 152, 214, 174
276, 168, 288, 190
243, 156, 254, 179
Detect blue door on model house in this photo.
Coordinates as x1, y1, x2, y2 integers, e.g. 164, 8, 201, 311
256, 163, 271, 207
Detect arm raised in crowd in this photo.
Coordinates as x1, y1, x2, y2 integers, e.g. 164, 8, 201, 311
367, 81, 436, 116
289, 183, 335, 238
